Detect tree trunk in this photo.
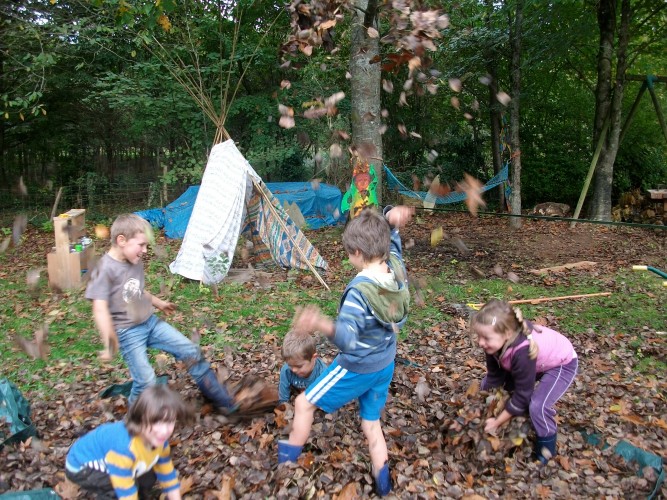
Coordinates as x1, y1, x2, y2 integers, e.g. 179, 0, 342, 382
590, 0, 630, 221
349, 0, 383, 203
485, 0, 504, 211
508, 0, 524, 229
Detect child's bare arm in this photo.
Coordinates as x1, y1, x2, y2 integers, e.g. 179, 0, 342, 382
91, 299, 118, 360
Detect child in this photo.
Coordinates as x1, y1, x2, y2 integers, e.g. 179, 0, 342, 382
65, 384, 193, 499
278, 331, 328, 404
278, 206, 413, 497
86, 213, 236, 412
471, 299, 578, 464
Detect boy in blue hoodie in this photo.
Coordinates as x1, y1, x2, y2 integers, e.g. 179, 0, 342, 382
278, 206, 413, 497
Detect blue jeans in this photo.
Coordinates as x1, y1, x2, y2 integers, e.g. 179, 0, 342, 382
117, 314, 210, 404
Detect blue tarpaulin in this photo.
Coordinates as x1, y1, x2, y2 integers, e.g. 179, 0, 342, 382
136, 182, 341, 238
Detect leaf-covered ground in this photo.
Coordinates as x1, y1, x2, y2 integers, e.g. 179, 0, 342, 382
1, 212, 665, 498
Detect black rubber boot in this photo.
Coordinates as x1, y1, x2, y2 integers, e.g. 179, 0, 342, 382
195, 369, 237, 413
535, 434, 557, 464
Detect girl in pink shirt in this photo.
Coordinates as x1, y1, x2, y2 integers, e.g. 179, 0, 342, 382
472, 299, 578, 464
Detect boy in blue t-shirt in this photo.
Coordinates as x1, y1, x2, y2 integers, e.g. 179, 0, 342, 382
278, 331, 327, 404
278, 206, 413, 497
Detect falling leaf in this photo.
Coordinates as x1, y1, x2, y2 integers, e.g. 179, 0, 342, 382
18, 176, 28, 196
410, 131, 422, 139
431, 227, 444, 246
415, 377, 431, 402
449, 78, 462, 92
427, 150, 439, 163
15, 323, 49, 360
367, 27, 379, 38
382, 79, 394, 93
94, 224, 110, 239
450, 96, 460, 110
496, 91, 511, 106
479, 75, 491, 85
280, 80, 291, 89
411, 175, 421, 191
506, 272, 520, 283
26, 268, 41, 290
397, 124, 407, 137
279, 115, 295, 129
399, 92, 408, 107
426, 83, 438, 94
345, 71, 352, 79
408, 56, 421, 75
329, 143, 343, 158
403, 79, 413, 91
457, 173, 486, 216
310, 179, 321, 190
493, 265, 504, 277
324, 91, 345, 108
12, 214, 28, 246
463, 112, 473, 120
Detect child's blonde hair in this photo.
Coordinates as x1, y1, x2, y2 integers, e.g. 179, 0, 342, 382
342, 208, 391, 263
281, 331, 317, 361
110, 214, 149, 246
125, 385, 194, 435
471, 299, 538, 359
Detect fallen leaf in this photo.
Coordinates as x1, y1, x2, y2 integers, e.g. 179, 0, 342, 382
430, 227, 444, 246
457, 173, 486, 216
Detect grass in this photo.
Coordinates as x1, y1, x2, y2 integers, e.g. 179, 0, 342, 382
0, 226, 665, 395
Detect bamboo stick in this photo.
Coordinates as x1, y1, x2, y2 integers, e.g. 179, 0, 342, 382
468, 292, 611, 308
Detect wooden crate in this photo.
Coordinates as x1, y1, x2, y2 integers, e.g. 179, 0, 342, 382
47, 209, 95, 289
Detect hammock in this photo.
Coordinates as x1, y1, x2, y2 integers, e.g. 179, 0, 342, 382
384, 165, 509, 205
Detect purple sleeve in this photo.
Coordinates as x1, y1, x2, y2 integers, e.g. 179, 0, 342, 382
504, 346, 536, 416
481, 354, 506, 390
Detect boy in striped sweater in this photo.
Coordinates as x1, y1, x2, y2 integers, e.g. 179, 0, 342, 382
278, 206, 413, 496
65, 385, 192, 499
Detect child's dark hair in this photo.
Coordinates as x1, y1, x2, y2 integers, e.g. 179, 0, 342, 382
282, 331, 317, 361
342, 208, 391, 262
110, 214, 150, 246
125, 385, 194, 435
471, 299, 538, 359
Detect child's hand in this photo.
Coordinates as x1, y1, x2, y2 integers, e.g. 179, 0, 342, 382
386, 205, 415, 228
98, 331, 118, 362
292, 305, 322, 334
484, 417, 501, 435
157, 300, 177, 315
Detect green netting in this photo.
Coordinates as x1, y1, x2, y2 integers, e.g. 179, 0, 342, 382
581, 431, 665, 499
0, 379, 37, 448
0, 489, 60, 500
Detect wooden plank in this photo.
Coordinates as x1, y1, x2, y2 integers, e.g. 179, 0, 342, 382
529, 261, 598, 275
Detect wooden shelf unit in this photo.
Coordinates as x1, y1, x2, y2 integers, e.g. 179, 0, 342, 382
47, 209, 95, 289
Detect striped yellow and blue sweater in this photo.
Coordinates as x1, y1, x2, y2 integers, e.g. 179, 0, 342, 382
66, 421, 179, 499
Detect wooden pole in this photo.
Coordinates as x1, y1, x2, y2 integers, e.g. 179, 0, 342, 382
468, 292, 611, 308
570, 117, 609, 228
619, 82, 646, 145
647, 85, 667, 143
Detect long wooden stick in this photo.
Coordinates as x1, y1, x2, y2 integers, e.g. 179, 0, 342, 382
468, 292, 611, 308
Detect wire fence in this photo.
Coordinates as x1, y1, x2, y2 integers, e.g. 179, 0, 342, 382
0, 182, 189, 226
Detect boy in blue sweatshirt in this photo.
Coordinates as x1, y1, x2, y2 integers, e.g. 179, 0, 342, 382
278, 206, 413, 497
